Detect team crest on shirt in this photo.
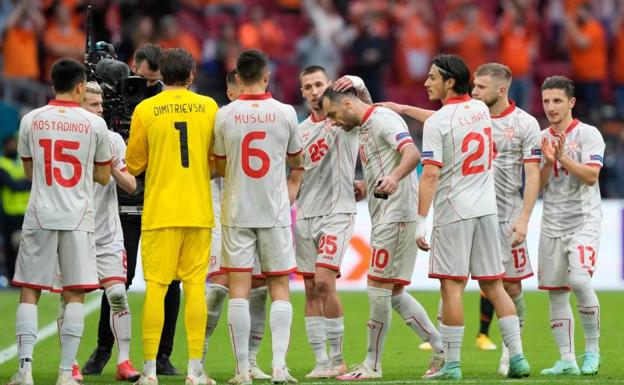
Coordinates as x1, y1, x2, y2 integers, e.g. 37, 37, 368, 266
504, 127, 515, 140
567, 140, 579, 152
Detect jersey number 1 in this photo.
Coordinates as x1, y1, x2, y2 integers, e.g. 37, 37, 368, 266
174, 122, 189, 168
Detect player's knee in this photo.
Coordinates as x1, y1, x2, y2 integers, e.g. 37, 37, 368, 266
206, 284, 228, 315
504, 281, 522, 298
105, 283, 129, 313
314, 277, 333, 296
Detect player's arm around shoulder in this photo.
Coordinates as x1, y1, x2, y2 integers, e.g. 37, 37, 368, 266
93, 118, 113, 185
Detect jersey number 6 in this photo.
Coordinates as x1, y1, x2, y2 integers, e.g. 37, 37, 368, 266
242, 131, 270, 178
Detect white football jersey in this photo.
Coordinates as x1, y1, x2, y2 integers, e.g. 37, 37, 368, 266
358, 106, 418, 225
296, 115, 358, 218
421, 95, 498, 227
18, 100, 112, 232
490, 102, 541, 222
540, 119, 604, 237
94, 131, 126, 245
213, 93, 302, 227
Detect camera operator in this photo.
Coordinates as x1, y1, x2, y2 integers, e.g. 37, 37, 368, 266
83, 44, 183, 377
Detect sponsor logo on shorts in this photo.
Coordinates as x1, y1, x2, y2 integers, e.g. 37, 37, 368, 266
422, 151, 434, 158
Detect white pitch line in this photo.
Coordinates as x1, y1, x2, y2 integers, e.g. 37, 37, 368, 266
0, 295, 102, 366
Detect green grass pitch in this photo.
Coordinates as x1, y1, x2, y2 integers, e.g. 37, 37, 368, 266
1, 291, 623, 384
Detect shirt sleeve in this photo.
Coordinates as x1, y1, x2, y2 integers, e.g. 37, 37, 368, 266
286, 106, 303, 156
421, 116, 444, 167
94, 119, 112, 165
521, 115, 542, 163
213, 109, 226, 159
112, 133, 128, 172
126, 106, 148, 175
379, 113, 414, 152
17, 115, 31, 161
581, 126, 605, 167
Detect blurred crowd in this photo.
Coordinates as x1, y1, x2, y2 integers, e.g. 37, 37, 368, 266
2, 0, 624, 201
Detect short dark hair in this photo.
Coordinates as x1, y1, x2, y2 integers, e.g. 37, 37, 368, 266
51, 59, 86, 93
236, 49, 269, 85
134, 44, 163, 71
160, 48, 195, 86
299, 65, 327, 80
475, 63, 512, 83
320, 86, 357, 105
541, 76, 575, 98
431, 54, 471, 95
226, 69, 238, 86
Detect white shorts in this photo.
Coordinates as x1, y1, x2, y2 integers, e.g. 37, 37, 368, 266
368, 221, 417, 286
222, 226, 296, 276
208, 226, 264, 279
499, 221, 534, 281
295, 213, 355, 277
538, 229, 599, 290
96, 240, 128, 285
429, 215, 504, 280
12, 228, 98, 291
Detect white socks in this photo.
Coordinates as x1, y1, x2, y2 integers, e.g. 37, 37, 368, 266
16, 303, 37, 373
106, 284, 131, 364
440, 323, 464, 363
391, 291, 443, 354
249, 286, 268, 365
573, 286, 600, 353
364, 287, 392, 372
548, 291, 575, 361
512, 293, 526, 330
305, 316, 328, 365
187, 359, 203, 376
59, 303, 84, 373
203, 284, 228, 363
325, 317, 344, 363
228, 298, 251, 375
270, 300, 292, 368
143, 359, 156, 377
498, 315, 523, 357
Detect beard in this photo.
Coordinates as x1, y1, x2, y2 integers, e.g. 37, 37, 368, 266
482, 95, 499, 107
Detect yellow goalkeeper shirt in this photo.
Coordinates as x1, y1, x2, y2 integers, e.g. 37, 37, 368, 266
126, 88, 218, 230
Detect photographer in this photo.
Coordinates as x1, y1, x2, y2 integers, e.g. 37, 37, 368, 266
83, 44, 183, 377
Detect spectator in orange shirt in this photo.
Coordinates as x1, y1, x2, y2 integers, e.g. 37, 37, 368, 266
498, 0, 538, 111
238, 5, 285, 59
43, 3, 86, 82
441, 2, 497, 74
2, 0, 44, 80
158, 15, 201, 61
564, 2, 607, 118
611, 5, 624, 118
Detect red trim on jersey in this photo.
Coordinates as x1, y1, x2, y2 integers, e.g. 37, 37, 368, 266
287, 148, 303, 156
549, 118, 579, 136
586, 163, 602, 168
21, 157, 32, 161
471, 272, 505, 280
238, 92, 272, 100
222, 267, 253, 273
263, 267, 297, 276
51, 288, 63, 293
361, 105, 378, 124
367, 274, 410, 286
428, 273, 469, 280
422, 159, 443, 167
95, 159, 113, 166
49, 99, 80, 107
502, 272, 534, 282
11, 280, 54, 291
252, 273, 267, 279
443, 94, 471, 105
100, 276, 127, 285
490, 101, 516, 119
315, 263, 339, 272
539, 285, 572, 291
207, 269, 227, 278
310, 113, 326, 123
295, 271, 315, 277
213, 154, 226, 159
523, 158, 541, 163
396, 139, 414, 153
